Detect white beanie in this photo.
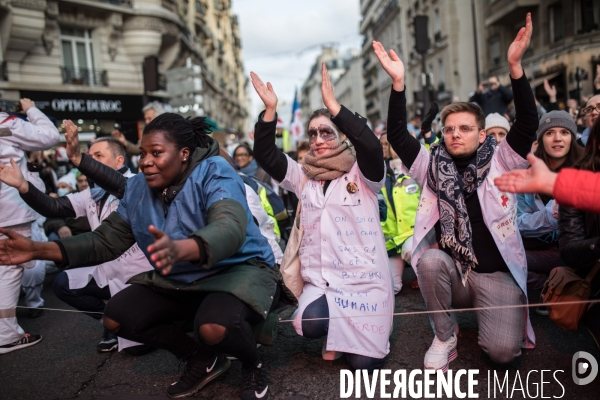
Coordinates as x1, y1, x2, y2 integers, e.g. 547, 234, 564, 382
57, 173, 77, 191
485, 113, 510, 132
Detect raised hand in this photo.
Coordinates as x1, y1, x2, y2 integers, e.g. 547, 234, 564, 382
321, 63, 341, 116
494, 154, 556, 196
19, 98, 35, 113
0, 228, 36, 266
111, 129, 126, 145
543, 79, 557, 102
507, 13, 532, 78
147, 225, 179, 275
0, 158, 28, 194
372, 41, 405, 91
64, 120, 82, 166
250, 72, 277, 122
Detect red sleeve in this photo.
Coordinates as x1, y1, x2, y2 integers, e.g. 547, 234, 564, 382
554, 169, 600, 214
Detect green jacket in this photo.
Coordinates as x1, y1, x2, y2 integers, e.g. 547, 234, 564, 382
380, 174, 421, 253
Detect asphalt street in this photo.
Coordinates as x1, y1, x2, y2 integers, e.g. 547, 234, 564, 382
1, 267, 599, 400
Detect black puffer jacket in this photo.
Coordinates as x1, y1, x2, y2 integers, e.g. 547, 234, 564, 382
558, 205, 600, 277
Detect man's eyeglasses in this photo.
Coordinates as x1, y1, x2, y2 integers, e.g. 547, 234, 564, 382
234, 153, 250, 158
307, 124, 338, 144
441, 124, 480, 135
582, 104, 600, 115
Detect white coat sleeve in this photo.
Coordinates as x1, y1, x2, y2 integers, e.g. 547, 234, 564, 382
407, 145, 432, 187
277, 153, 307, 197
5, 108, 60, 151
65, 190, 91, 219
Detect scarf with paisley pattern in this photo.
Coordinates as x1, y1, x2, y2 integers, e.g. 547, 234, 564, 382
426, 135, 496, 277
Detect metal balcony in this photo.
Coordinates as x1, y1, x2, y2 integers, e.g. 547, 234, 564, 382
99, 0, 132, 6
61, 67, 108, 86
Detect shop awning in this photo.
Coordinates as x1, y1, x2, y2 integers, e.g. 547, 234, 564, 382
528, 71, 562, 89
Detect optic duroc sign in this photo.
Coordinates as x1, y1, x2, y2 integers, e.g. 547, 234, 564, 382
20, 91, 145, 120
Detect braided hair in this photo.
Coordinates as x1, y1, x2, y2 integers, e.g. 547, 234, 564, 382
143, 113, 213, 152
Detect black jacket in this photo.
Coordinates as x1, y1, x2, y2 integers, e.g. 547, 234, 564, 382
469, 85, 514, 116
558, 205, 600, 277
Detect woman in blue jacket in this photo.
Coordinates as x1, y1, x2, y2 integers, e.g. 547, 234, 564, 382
0, 114, 282, 400
517, 111, 583, 293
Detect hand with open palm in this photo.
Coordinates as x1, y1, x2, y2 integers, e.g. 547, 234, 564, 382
507, 13, 533, 79
0, 158, 28, 194
372, 41, 405, 91
250, 71, 277, 122
494, 153, 556, 196
321, 63, 341, 116
0, 228, 36, 266
64, 120, 83, 167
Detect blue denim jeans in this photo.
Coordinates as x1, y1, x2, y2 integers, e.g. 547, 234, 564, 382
302, 295, 385, 372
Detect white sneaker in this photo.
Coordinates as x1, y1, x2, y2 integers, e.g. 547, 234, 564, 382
424, 334, 457, 372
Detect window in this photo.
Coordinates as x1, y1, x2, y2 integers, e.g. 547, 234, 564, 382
489, 36, 501, 67
549, 4, 564, 42
60, 27, 103, 86
575, 0, 600, 34
438, 58, 445, 88
61, 27, 94, 71
434, 9, 441, 35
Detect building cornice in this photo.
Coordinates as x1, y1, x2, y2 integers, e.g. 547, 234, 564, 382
489, 41, 600, 76
8, 0, 47, 11
58, 0, 184, 28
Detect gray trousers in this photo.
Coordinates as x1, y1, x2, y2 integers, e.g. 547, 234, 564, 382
417, 249, 524, 364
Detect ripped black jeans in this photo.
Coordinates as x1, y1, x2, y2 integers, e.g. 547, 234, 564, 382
104, 284, 278, 365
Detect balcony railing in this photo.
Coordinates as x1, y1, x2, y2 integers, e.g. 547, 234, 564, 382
99, 0, 133, 6
61, 67, 108, 86
0, 61, 7, 81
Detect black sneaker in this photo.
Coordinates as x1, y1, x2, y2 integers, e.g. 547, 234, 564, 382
28, 307, 44, 319
241, 360, 270, 400
97, 327, 118, 353
0, 333, 42, 354
167, 353, 231, 398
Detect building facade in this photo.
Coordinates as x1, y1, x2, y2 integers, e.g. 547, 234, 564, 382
474, 0, 600, 108
333, 50, 366, 119
300, 46, 351, 125
360, 0, 480, 124
0, 0, 248, 142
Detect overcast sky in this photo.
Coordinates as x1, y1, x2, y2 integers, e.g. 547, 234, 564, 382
231, 0, 362, 126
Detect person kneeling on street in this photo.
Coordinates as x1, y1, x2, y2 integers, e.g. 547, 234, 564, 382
0, 113, 288, 400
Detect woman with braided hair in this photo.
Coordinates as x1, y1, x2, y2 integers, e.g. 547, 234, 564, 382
0, 112, 284, 399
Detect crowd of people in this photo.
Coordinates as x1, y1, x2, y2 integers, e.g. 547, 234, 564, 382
1, 12, 600, 399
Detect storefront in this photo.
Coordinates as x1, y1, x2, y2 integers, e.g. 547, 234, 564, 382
19, 90, 151, 144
